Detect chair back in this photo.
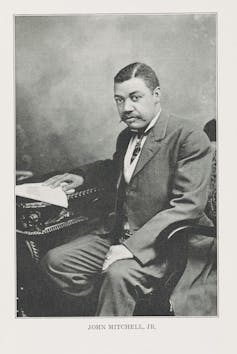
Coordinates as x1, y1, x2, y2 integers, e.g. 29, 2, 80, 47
205, 147, 216, 226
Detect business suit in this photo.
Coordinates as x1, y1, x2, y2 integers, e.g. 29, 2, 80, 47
41, 111, 216, 316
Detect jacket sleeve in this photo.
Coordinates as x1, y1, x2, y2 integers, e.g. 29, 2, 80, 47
71, 159, 116, 188
123, 128, 213, 265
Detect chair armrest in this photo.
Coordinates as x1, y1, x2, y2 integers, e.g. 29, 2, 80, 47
166, 224, 216, 240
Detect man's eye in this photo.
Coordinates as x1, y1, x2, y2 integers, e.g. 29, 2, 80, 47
131, 95, 140, 102
115, 98, 124, 104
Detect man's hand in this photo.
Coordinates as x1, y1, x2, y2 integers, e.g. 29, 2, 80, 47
102, 245, 133, 271
43, 173, 84, 194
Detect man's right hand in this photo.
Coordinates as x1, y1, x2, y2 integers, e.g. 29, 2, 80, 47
43, 173, 84, 194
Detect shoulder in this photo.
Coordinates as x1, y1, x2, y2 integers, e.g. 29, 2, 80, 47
116, 127, 131, 148
117, 126, 131, 139
165, 113, 210, 146
166, 113, 202, 134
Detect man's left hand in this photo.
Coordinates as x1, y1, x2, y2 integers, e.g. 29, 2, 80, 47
102, 245, 133, 271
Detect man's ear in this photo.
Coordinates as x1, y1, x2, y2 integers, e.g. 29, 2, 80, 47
153, 86, 161, 103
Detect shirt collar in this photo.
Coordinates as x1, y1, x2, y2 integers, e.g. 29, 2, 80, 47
144, 108, 162, 134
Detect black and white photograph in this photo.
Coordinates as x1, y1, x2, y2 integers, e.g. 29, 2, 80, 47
2, 0, 237, 353
15, 13, 217, 318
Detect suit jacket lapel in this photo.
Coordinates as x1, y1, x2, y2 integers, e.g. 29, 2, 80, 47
131, 111, 169, 179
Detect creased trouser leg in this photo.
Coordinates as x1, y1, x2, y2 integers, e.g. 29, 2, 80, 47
41, 233, 168, 316
40, 233, 112, 297
96, 259, 167, 316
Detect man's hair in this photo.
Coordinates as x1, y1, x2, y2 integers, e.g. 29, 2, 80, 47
114, 62, 160, 91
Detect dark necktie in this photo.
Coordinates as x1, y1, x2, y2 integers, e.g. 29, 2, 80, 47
130, 131, 146, 164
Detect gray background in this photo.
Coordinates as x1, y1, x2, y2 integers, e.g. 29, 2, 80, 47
15, 14, 216, 175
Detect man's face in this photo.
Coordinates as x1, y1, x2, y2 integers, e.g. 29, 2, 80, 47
114, 77, 160, 131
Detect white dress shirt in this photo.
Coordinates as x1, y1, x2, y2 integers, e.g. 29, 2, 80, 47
123, 110, 161, 184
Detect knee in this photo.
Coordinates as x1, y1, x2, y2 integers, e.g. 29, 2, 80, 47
40, 247, 65, 275
40, 247, 94, 296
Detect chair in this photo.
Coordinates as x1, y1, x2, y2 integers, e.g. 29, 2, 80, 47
135, 147, 216, 316
16, 147, 217, 317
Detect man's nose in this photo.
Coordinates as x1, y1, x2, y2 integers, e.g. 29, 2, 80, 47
124, 98, 134, 112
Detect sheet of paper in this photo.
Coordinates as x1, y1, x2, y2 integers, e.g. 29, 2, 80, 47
15, 182, 68, 208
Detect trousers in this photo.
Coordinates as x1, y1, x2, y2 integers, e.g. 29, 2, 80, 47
40, 232, 168, 316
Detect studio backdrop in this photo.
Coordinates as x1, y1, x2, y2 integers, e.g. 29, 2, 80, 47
15, 14, 216, 175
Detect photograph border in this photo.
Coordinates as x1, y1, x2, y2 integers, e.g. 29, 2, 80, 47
1, 1, 236, 354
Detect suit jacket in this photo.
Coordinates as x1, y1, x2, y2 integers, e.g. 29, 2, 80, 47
76, 111, 217, 315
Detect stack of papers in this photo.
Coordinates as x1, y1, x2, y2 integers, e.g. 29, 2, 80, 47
15, 183, 68, 208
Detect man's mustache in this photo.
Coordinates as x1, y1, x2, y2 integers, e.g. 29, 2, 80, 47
121, 113, 141, 121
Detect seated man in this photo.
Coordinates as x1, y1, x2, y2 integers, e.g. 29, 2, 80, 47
41, 62, 215, 316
